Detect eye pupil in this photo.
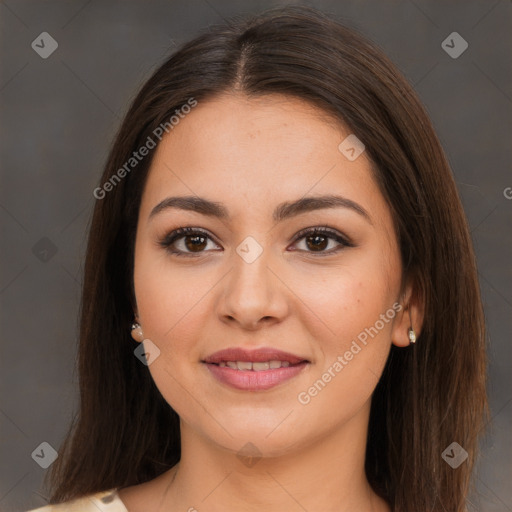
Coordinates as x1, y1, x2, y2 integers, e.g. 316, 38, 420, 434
185, 235, 207, 252
306, 235, 328, 251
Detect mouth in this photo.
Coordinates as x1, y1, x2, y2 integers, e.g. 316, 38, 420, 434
202, 347, 310, 391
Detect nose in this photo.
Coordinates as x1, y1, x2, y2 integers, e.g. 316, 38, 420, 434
217, 246, 289, 330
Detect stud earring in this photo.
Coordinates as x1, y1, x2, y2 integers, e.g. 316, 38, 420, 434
131, 322, 144, 342
408, 308, 416, 344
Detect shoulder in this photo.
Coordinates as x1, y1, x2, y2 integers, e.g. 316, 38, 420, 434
25, 489, 128, 512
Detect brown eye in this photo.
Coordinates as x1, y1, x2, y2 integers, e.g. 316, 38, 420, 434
305, 234, 329, 251
183, 234, 208, 252
291, 227, 354, 256
159, 227, 221, 257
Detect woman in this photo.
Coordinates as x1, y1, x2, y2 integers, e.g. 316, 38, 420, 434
28, 5, 488, 512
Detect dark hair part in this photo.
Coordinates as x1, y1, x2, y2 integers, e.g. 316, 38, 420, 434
46, 5, 488, 511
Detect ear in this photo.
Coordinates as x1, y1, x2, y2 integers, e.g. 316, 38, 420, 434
391, 276, 424, 347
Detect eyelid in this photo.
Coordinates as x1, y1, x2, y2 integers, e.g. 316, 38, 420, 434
158, 227, 221, 253
291, 226, 353, 247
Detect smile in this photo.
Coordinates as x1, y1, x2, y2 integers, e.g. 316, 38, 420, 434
202, 346, 310, 391
218, 360, 291, 370
204, 361, 308, 391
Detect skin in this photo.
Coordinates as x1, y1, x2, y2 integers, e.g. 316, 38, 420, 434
119, 93, 423, 512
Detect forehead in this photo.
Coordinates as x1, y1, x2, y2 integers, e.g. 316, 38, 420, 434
140, 93, 388, 228
154, 93, 348, 168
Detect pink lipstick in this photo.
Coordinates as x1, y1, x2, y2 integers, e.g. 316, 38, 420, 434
203, 347, 309, 391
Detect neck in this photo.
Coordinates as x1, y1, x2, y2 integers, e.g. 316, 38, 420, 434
155, 401, 389, 512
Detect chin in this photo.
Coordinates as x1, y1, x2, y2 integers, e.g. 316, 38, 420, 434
217, 431, 304, 460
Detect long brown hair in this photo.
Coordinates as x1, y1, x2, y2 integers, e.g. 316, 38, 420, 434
45, 5, 488, 511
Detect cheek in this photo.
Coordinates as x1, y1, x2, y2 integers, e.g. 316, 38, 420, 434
293, 274, 396, 424
287, 260, 396, 349
133, 249, 211, 348
133, 254, 211, 423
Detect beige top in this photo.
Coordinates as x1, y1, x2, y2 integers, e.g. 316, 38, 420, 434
26, 489, 128, 512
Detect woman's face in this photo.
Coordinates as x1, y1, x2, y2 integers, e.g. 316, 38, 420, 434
133, 93, 406, 457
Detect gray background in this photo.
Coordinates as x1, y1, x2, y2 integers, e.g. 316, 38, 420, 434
0, 1, 510, 511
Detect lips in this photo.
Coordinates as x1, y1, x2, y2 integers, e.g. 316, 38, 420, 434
203, 347, 307, 365
202, 347, 310, 391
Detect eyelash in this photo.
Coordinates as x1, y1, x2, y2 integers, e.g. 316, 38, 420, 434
158, 226, 354, 257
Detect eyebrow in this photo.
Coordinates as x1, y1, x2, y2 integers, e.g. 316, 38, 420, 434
148, 194, 372, 224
